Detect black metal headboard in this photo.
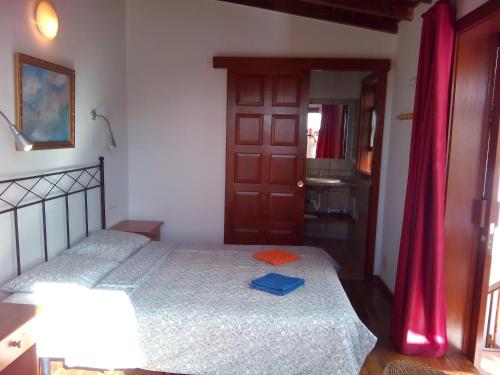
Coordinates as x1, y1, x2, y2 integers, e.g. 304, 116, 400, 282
0, 157, 106, 276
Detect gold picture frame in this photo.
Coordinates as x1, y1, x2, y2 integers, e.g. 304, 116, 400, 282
15, 53, 75, 150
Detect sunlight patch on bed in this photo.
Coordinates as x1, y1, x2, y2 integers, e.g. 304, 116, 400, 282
32, 282, 142, 370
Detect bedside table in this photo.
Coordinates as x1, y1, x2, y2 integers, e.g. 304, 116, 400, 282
0, 303, 38, 375
111, 220, 163, 241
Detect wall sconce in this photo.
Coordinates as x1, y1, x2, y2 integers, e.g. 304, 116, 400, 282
91, 110, 117, 148
0, 110, 33, 151
35, 1, 59, 40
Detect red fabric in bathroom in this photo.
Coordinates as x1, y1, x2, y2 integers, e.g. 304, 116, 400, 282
316, 104, 340, 158
391, 0, 454, 357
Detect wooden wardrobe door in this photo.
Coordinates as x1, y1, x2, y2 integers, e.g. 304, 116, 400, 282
224, 69, 309, 245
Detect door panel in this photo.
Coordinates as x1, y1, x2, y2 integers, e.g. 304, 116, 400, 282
271, 115, 299, 146
225, 69, 309, 245
236, 75, 265, 105
272, 76, 301, 106
233, 192, 260, 220
234, 153, 262, 183
269, 154, 297, 185
235, 114, 263, 145
269, 192, 295, 221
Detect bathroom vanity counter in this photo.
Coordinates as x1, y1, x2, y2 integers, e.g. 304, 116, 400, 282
305, 176, 358, 189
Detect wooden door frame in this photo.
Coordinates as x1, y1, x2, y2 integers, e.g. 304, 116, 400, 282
468, 35, 500, 365
214, 57, 390, 280
451, 0, 500, 363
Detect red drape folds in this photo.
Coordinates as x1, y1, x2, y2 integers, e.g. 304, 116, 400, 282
391, 1, 454, 357
316, 105, 340, 158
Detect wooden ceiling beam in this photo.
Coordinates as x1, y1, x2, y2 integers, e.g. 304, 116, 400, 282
296, 0, 415, 21
218, 0, 399, 33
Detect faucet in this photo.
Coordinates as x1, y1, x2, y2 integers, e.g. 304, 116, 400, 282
319, 168, 326, 177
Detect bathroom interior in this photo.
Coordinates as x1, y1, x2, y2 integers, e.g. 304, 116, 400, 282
303, 70, 375, 281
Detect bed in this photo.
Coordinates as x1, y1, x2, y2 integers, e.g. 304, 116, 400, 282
0, 158, 376, 375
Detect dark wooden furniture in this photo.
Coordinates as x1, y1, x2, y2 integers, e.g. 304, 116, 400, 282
444, 0, 500, 368
0, 303, 38, 375
213, 57, 391, 72
222, 67, 309, 245
111, 220, 163, 241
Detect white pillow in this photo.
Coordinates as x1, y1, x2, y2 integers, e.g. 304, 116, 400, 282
66, 229, 150, 262
96, 241, 176, 290
1, 254, 119, 293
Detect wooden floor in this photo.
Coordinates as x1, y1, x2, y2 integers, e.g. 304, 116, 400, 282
50, 281, 480, 375
304, 237, 364, 280
343, 280, 480, 375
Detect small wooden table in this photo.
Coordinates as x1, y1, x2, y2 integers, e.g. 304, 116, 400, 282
110, 220, 163, 241
0, 303, 38, 375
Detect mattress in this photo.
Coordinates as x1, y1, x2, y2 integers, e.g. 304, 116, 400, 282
3, 242, 376, 375
2, 292, 36, 304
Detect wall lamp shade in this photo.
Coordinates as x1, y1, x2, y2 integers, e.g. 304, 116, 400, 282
91, 110, 117, 148
35, 1, 58, 40
0, 110, 33, 151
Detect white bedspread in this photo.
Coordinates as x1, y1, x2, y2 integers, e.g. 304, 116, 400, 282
26, 244, 376, 374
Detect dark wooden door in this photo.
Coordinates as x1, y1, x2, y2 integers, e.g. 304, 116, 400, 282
469, 35, 500, 366
224, 69, 309, 245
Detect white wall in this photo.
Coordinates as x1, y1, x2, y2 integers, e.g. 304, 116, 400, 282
374, 3, 432, 291
126, 0, 397, 244
0, 0, 128, 298
455, 0, 489, 18
310, 70, 369, 100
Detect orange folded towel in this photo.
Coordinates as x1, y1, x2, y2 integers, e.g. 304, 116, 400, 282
254, 249, 300, 266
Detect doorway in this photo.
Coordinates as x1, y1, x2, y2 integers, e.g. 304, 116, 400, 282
214, 57, 389, 279
303, 70, 384, 280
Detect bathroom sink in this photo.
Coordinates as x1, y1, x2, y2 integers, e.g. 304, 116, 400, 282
305, 177, 343, 186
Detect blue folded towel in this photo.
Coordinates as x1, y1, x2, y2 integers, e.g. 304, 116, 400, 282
251, 273, 304, 296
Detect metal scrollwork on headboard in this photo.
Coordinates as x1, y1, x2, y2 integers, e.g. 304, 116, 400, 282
0, 157, 106, 275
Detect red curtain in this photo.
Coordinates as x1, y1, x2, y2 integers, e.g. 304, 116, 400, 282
316, 105, 340, 158
391, 0, 454, 357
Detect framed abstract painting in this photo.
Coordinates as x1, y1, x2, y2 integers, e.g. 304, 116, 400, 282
15, 53, 75, 150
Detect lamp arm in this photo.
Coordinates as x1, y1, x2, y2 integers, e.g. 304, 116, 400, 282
91, 109, 117, 148
0, 110, 17, 132
91, 110, 114, 134
94, 113, 113, 133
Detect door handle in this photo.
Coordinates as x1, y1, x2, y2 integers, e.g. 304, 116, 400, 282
297, 180, 304, 188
